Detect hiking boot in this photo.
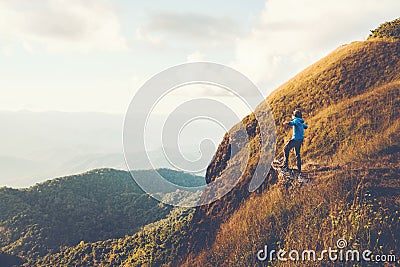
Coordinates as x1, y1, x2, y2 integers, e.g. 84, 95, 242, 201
279, 163, 288, 169
297, 176, 307, 183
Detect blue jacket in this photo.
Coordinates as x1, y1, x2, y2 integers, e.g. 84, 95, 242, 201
289, 117, 308, 140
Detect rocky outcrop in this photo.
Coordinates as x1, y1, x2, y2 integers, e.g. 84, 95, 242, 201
188, 112, 277, 253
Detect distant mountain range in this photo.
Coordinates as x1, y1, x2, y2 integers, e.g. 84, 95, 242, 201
0, 110, 221, 187
0, 111, 125, 187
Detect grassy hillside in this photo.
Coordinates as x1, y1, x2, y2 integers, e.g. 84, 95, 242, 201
188, 165, 399, 266
266, 38, 400, 153
0, 168, 203, 263
185, 38, 400, 265
302, 81, 399, 164
369, 18, 400, 39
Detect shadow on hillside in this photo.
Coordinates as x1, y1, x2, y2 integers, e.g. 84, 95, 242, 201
0, 252, 25, 267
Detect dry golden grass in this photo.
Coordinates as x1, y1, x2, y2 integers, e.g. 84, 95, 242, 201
301, 81, 399, 165
190, 166, 399, 266
186, 39, 400, 267
263, 39, 400, 154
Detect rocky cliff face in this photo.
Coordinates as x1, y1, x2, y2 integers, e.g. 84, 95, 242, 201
189, 109, 278, 252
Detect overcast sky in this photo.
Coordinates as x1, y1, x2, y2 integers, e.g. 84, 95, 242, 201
0, 0, 399, 114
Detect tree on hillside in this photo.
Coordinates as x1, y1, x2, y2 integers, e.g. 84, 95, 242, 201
368, 18, 400, 39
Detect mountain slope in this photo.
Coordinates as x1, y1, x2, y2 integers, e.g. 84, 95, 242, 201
189, 165, 399, 266
29, 208, 194, 267
186, 38, 400, 264
267, 38, 400, 153
302, 81, 399, 163
0, 168, 204, 263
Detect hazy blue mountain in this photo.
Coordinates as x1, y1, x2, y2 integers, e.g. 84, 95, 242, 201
0, 110, 220, 187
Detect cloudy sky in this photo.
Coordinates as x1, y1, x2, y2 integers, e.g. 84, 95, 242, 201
1, 0, 399, 114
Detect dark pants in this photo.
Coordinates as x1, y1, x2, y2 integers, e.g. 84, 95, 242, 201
283, 139, 303, 171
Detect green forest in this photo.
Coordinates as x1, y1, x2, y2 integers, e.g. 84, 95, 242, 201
0, 168, 203, 265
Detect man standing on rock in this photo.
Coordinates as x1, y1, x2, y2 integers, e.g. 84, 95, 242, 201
280, 110, 308, 172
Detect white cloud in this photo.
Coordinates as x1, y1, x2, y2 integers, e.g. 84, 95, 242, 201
0, 0, 128, 53
1, 45, 14, 57
136, 12, 241, 47
136, 26, 162, 46
186, 50, 205, 62
232, 0, 400, 95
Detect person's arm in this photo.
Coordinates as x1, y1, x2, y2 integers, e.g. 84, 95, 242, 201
303, 123, 308, 129
283, 120, 294, 127
283, 119, 295, 128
